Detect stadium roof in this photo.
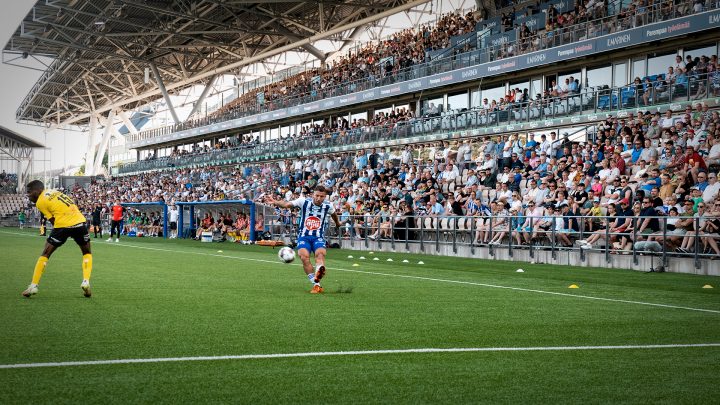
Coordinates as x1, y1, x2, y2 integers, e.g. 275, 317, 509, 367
0, 125, 44, 148
4, 0, 432, 128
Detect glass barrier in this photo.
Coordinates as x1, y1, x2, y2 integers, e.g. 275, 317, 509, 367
259, 212, 720, 270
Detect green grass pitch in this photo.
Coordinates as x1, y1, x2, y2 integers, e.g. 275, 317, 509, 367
1, 228, 719, 403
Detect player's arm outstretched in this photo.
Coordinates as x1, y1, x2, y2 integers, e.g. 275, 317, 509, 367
330, 212, 342, 228
264, 194, 294, 209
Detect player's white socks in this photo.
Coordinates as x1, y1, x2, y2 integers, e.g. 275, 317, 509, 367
307, 273, 321, 286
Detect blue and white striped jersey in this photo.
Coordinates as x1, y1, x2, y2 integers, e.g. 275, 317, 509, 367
291, 197, 335, 238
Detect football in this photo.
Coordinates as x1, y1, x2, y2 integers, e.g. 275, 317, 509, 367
278, 246, 295, 263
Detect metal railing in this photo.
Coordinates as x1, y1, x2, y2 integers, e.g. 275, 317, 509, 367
118, 73, 718, 174
128, 0, 717, 144
261, 212, 720, 269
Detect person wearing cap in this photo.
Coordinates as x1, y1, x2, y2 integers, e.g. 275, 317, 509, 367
480, 152, 497, 173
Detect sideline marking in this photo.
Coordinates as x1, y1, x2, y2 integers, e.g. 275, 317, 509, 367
2, 231, 719, 315
2, 343, 719, 369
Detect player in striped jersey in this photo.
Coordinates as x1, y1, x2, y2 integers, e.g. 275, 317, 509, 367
265, 186, 341, 294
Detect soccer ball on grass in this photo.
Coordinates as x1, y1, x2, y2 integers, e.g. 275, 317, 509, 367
278, 246, 295, 263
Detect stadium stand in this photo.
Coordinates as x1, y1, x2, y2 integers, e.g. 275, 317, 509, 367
0, 171, 18, 194
128, 0, 717, 141
73, 101, 720, 265
45, 0, 716, 274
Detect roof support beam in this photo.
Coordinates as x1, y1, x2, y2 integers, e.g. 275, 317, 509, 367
84, 114, 98, 176
271, 22, 326, 61
93, 109, 115, 175
55, 0, 431, 128
186, 74, 218, 121
150, 63, 180, 125
118, 110, 139, 136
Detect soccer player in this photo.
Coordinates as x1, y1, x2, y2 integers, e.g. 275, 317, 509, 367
107, 199, 124, 242
265, 185, 341, 294
22, 180, 93, 298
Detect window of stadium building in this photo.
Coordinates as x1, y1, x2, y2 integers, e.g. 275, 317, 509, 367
470, 89, 480, 107
530, 78, 542, 98
447, 92, 469, 111
647, 52, 677, 78
421, 97, 443, 115
480, 85, 505, 104
632, 58, 646, 80
374, 105, 394, 117
351, 112, 368, 123
558, 71, 581, 90
509, 80, 529, 98
684, 44, 718, 63
613, 62, 627, 87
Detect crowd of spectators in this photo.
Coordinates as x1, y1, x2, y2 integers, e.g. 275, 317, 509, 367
75, 104, 720, 257
212, 10, 481, 119
138, 0, 717, 142
131, 51, 720, 171
0, 170, 18, 194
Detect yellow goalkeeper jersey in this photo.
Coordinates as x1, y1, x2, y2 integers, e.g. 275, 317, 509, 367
36, 189, 86, 228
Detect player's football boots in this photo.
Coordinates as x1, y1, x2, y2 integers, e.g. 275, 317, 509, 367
81, 280, 92, 298
21, 284, 38, 298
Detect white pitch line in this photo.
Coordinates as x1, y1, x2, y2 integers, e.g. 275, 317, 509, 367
1, 343, 719, 370
2, 231, 719, 314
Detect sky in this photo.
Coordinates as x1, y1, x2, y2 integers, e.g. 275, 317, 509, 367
0, 0, 88, 173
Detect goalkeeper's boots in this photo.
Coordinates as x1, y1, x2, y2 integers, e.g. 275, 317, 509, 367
310, 284, 324, 294
22, 284, 38, 298
313, 265, 326, 284
81, 280, 92, 298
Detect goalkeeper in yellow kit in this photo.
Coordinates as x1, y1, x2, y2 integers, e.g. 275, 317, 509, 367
22, 180, 93, 298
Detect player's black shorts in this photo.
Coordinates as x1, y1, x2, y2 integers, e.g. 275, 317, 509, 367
47, 224, 90, 247
92, 219, 101, 226
170, 221, 177, 230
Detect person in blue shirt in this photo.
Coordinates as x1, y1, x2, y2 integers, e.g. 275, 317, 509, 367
428, 194, 445, 216
524, 133, 538, 159
630, 140, 644, 164
640, 168, 662, 193
568, 77, 579, 93
696, 171, 708, 191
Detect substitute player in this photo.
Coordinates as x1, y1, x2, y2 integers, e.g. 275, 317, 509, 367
22, 180, 93, 298
265, 186, 341, 294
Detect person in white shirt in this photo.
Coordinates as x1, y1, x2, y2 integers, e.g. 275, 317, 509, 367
497, 166, 512, 184
674, 55, 685, 71
660, 110, 675, 129
480, 152, 497, 173
168, 205, 179, 238
703, 172, 719, 203
440, 163, 460, 183
538, 134, 552, 155
706, 137, 720, 166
